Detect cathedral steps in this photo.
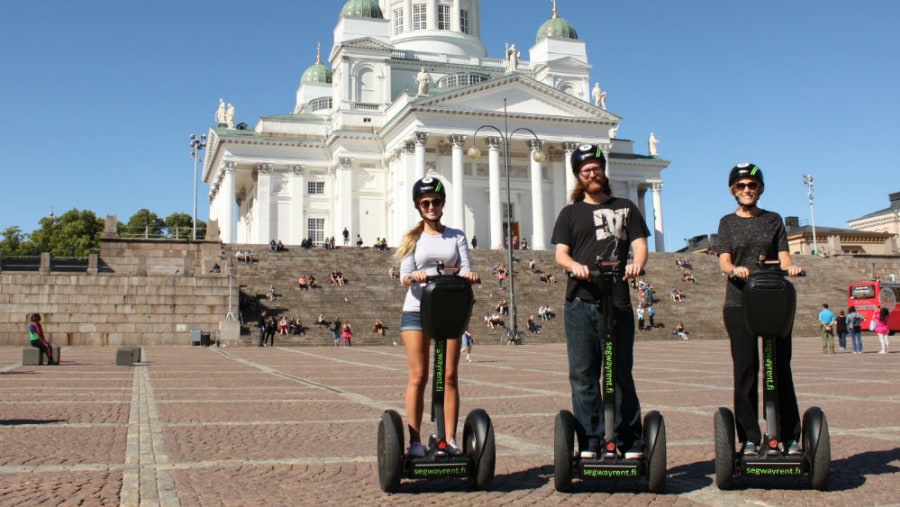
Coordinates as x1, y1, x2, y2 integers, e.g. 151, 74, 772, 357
224, 244, 884, 346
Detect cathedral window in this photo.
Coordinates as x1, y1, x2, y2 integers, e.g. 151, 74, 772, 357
412, 4, 426, 30
309, 97, 332, 112
438, 4, 451, 30
436, 73, 490, 89
307, 181, 325, 195
393, 8, 404, 35
307, 218, 325, 245
460, 9, 469, 34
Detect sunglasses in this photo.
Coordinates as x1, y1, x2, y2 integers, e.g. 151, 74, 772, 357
418, 198, 444, 208
734, 181, 760, 191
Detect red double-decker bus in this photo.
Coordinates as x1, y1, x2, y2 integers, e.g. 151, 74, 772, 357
847, 281, 900, 332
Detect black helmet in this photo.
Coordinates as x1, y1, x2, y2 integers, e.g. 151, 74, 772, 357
570, 144, 606, 174
412, 176, 446, 203
728, 163, 764, 188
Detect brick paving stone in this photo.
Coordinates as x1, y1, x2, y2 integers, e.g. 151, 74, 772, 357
0, 340, 897, 506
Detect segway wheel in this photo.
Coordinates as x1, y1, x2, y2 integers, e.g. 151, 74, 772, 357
377, 410, 404, 493
554, 410, 576, 492
643, 410, 667, 493
802, 407, 831, 491
714, 407, 736, 490
463, 409, 496, 490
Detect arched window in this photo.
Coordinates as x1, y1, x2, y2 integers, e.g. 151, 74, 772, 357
436, 73, 490, 89
358, 68, 377, 104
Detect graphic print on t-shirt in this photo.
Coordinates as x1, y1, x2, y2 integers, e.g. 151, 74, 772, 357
593, 207, 630, 261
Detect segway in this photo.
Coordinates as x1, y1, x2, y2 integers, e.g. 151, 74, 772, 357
714, 264, 830, 491
377, 263, 496, 492
554, 260, 667, 493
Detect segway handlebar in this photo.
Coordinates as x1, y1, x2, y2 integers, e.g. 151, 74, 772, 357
421, 262, 481, 284
729, 260, 805, 280
566, 261, 645, 280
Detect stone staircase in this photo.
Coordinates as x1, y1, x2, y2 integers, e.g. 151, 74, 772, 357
225, 244, 893, 346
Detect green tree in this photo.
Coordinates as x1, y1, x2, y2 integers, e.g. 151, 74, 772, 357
164, 212, 206, 239
28, 209, 104, 256
124, 209, 166, 238
0, 226, 32, 255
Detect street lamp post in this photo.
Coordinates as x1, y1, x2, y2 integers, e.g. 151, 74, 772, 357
803, 174, 817, 255
190, 134, 207, 240
468, 99, 545, 344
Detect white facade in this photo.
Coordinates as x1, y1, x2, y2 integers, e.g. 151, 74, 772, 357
202, 1, 670, 251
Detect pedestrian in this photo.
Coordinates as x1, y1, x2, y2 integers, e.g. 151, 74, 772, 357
846, 306, 864, 353
717, 162, 804, 456
818, 303, 836, 354
836, 310, 848, 351
397, 176, 480, 458
265, 317, 276, 347
330, 317, 341, 347
673, 322, 689, 340
874, 306, 891, 354
27, 313, 56, 365
551, 143, 650, 460
342, 322, 353, 347
647, 306, 656, 329
461, 329, 474, 362
258, 310, 267, 347
342, 227, 349, 246
636, 307, 645, 331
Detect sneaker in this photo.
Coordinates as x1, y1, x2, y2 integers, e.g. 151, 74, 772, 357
406, 442, 428, 458
580, 440, 599, 459
446, 439, 464, 457
624, 446, 644, 460
785, 440, 802, 456
742, 441, 758, 456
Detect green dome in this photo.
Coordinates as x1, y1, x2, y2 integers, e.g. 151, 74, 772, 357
340, 0, 384, 19
302, 61, 332, 85
536, 17, 578, 43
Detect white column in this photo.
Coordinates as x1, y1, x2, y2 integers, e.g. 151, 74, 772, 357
291, 165, 305, 244
651, 182, 665, 252
414, 132, 428, 180
488, 137, 503, 249
627, 181, 640, 208
564, 142, 578, 204
450, 134, 465, 230
255, 163, 272, 244
337, 158, 354, 239
528, 139, 546, 250
451, 0, 460, 31
222, 162, 236, 243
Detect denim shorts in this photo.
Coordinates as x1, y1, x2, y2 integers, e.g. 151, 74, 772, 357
400, 311, 422, 331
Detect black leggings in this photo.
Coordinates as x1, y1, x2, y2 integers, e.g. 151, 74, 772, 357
30, 339, 54, 364
723, 306, 800, 445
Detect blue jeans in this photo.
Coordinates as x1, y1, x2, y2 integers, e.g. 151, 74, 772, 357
563, 297, 643, 450
850, 328, 863, 352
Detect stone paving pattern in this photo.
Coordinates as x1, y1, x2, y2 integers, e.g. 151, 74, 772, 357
0, 337, 898, 506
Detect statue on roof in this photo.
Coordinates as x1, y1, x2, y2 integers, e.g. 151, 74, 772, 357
609, 124, 619, 139
216, 98, 226, 125
506, 43, 520, 72
648, 132, 659, 157
416, 67, 430, 96
592, 82, 607, 109
225, 103, 235, 129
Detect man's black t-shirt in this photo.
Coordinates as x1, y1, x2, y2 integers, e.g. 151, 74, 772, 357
551, 196, 649, 304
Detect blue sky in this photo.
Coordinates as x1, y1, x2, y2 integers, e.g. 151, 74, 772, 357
1, 1, 897, 252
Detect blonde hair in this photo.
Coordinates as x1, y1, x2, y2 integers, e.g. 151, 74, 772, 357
394, 221, 425, 261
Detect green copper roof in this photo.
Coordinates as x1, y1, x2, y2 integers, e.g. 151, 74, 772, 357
340, 0, 384, 19
301, 62, 332, 84
536, 16, 578, 43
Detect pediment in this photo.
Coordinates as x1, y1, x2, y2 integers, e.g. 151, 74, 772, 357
412, 74, 617, 122
331, 37, 394, 56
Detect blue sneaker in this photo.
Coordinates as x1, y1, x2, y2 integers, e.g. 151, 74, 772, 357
742, 441, 758, 455
785, 440, 802, 456
406, 442, 428, 458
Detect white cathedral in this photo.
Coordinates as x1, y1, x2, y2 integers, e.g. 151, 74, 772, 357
202, 0, 670, 252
